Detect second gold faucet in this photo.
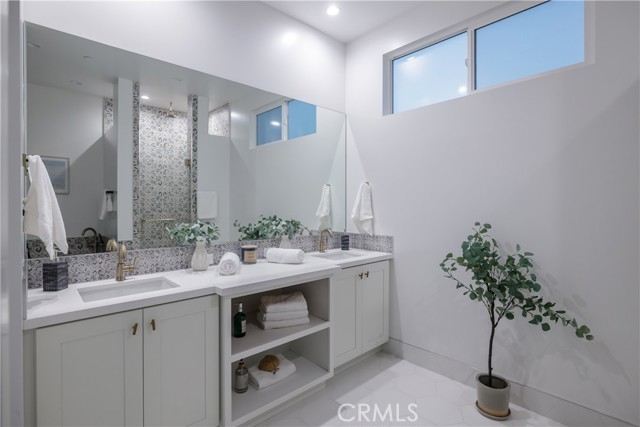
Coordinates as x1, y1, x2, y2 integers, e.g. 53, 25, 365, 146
116, 242, 136, 281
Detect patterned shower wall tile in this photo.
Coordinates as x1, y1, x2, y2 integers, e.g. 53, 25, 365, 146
208, 104, 230, 137
103, 98, 114, 133
131, 82, 141, 249
188, 95, 198, 223
26, 234, 393, 288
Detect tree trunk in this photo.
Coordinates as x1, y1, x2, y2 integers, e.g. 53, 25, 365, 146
488, 319, 495, 386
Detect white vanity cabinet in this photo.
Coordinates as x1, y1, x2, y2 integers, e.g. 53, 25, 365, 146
35, 295, 219, 427
333, 260, 389, 367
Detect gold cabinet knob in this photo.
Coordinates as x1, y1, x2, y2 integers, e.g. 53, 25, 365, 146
132, 323, 138, 336
364, 271, 370, 278
151, 319, 156, 331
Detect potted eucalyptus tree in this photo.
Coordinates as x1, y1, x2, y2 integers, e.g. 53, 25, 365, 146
441, 222, 593, 420
167, 220, 220, 271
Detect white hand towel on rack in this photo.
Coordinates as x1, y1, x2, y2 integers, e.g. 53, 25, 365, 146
23, 155, 68, 259
315, 184, 331, 230
351, 181, 374, 236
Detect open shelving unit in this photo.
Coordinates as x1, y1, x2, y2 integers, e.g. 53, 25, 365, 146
220, 277, 333, 426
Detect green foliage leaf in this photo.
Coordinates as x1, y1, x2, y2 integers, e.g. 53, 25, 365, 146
505, 312, 514, 320
541, 323, 550, 331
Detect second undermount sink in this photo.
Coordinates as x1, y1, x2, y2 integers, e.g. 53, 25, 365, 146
311, 250, 364, 261
78, 277, 180, 303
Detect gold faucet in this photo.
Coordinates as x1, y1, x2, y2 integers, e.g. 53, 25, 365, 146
81, 227, 99, 253
116, 242, 136, 281
319, 228, 334, 253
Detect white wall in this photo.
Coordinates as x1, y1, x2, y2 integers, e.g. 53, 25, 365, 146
23, 1, 345, 113
27, 83, 104, 237
346, 1, 639, 424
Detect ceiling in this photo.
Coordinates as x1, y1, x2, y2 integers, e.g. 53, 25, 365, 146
26, 24, 268, 113
263, 1, 425, 44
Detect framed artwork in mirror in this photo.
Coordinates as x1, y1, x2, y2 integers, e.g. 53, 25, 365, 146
41, 156, 70, 194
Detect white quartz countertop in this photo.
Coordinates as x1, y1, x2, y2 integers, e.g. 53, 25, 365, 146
24, 249, 392, 330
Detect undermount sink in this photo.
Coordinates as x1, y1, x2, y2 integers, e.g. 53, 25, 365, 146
78, 277, 180, 303
311, 251, 364, 261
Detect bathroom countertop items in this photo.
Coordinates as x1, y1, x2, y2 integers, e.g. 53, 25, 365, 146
218, 252, 240, 276
258, 291, 309, 329
265, 248, 305, 264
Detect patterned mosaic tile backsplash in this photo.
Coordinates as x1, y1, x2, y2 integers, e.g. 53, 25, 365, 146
27, 233, 393, 288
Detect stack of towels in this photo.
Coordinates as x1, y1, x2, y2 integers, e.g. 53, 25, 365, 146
248, 353, 296, 390
257, 291, 309, 330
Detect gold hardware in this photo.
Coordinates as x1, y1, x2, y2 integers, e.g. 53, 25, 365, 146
81, 227, 99, 253
319, 228, 334, 253
116, 242, 136, 281
132, 323, 138, 336
151, 319, 156, 331
105, 239, 118, 252
184, 159, 191, 167
364, 271, 369, 278
358, 272, 364, 280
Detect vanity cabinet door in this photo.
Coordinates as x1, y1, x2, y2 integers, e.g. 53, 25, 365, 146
332, 266, 362, 367
143, 295, 219, 427
36, 310, 144, 427
332, 260, 389, 368
360, 261, 389, 354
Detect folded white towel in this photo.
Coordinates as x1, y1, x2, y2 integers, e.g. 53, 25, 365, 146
316, 184, 331, 230
218, 252, 240, 276
197, 191, 217, 220
248, 354, 296, 390
23, 155, 68, 259
260, 291, 307, 312
258, 316, 310, 330
257, 309, 309, 322
351, 181, 373, 236
265, 248, 305, 264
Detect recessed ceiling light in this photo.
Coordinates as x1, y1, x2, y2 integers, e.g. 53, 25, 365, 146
326, 5, 340, 16
141, 95, 150, 100
27, 42, 41, 49
69, 80, 83, 86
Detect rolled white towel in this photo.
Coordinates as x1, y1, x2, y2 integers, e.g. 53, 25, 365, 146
266, 248, 304, 264
258, 316, 310, 330
257, 309, 309, 322
248, 354, 296, 390
260, 291, 307, 313
218, 252, 240, 276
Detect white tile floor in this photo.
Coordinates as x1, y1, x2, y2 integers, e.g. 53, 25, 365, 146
261, 352, 564, 427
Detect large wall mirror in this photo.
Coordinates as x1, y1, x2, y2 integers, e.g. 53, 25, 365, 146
25, 23, 346, 258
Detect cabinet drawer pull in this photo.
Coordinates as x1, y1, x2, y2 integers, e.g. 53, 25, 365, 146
132, 323, 138, 336
358, 272, 364, 280
364, 271, 369, 278
151, 319, 156, 331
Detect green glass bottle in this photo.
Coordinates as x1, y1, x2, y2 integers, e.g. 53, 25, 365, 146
233, 302, 247, 338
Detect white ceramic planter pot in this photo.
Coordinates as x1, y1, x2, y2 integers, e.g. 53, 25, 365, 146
476, 373, 511, 420
191, 241, 209, 271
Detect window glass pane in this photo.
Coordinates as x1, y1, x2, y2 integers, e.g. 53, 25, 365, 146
393, 32, 468, 113
256, 106, 282, 146
475, 0, 584, 90
287, 100, 316, 140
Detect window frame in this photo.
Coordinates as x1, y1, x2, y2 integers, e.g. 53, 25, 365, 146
251, 98, 318, 148
383, 0, 594, 115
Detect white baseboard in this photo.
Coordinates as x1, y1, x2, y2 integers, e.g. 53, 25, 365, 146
383, 338, 636, 427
